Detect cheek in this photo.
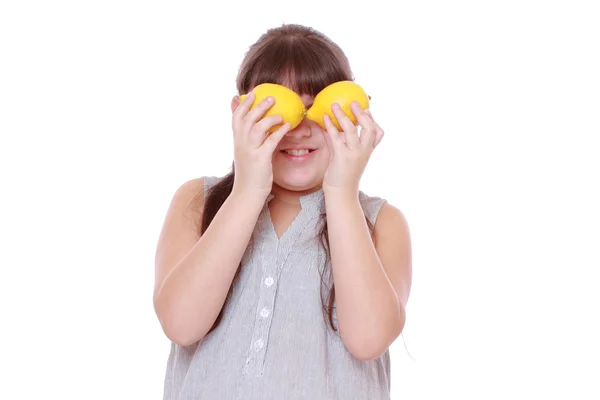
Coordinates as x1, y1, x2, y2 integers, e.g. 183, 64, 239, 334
310, 126, 327, 146
318, 146, 330, 160
313, 148, 330, 173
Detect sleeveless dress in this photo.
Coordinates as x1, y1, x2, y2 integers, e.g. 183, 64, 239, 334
162, 175, 391, 400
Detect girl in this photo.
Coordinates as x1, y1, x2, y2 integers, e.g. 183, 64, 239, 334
154, 23, 412, 400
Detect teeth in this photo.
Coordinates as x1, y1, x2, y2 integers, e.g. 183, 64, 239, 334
284, 149, 310, 156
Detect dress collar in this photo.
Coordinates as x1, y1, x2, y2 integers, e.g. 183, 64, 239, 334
267, 188, 325, 214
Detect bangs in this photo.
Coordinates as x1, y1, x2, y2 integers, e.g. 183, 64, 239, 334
237, 36, 353, 97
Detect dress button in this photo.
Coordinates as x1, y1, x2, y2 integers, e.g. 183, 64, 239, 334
255, 338, 264, 350
260, 307, 270, 318
264, 276, 274, 286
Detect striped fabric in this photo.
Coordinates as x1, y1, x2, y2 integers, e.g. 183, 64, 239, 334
162, 175, 391, 400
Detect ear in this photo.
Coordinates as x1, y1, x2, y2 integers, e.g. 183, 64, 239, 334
231, 95, 240, 114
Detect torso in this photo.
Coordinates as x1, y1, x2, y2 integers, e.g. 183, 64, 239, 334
268, 198, 302, 239
162, 175, 392, 400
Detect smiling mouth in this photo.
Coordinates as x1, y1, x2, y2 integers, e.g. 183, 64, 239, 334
281, 149, 316, 156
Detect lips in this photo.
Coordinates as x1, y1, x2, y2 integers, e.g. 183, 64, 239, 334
281, 149, 315, 156
280, 148, 318, 162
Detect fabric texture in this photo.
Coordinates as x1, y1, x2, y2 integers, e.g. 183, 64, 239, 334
162, 175, 390, 400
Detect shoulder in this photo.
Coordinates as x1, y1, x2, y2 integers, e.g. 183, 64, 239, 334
357, 191, 387, 226
374, 202, 410, 236
167, 175, 220, 217
172, 177, 204, 203
176, 176, 205, 193
357, 190, 411, 244
172, 175, 222, 201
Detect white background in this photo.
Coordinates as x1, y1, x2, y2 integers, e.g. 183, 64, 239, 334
1, 0, 599, 399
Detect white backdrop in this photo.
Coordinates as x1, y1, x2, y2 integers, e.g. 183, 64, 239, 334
1, 0, 599, 399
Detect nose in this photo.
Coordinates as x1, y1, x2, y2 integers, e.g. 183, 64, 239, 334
285, 118, 312, 138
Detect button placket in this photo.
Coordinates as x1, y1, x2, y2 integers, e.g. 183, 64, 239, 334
242, 192, 324, 378
249, 222, 311, 376
243, 239, 279, 377
260, 307, 270, 318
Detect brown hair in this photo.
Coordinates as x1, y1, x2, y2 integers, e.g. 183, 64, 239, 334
192, 23, 374, 335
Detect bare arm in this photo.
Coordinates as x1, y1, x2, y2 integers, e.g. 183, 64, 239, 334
153, 178, 265, 346
324, 188, 412, 360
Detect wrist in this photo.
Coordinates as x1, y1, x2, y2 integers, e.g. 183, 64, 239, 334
230, 186, 270, 206
323, 185, 361, 209
322, 183, 360, 200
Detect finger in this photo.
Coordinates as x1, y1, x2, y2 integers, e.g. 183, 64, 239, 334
233, 91, 256, 121
361, 107, 384, 148
351, 101, 377, 148
321, 117, 335, 157
366, 110, 385, 148
249, 115, 284, 146
253, 114, 283, 134
331, 103, 359, 149
232, 92, 255, 137
263, 122, 291, 152
245, 96, 276, 124
374, 125, 385, 148
323, 113, 344, 153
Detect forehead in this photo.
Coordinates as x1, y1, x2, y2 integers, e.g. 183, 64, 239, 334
299, 93, 314, 107
277, 75, 314, 97
273, 78, 314, 106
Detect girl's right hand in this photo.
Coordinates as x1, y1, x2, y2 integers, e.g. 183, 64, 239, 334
231, 91, 291, 199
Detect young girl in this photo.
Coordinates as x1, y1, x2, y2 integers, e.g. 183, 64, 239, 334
154, 23, 412, 400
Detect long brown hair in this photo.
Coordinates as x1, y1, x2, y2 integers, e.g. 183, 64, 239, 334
193, 24, 374, 335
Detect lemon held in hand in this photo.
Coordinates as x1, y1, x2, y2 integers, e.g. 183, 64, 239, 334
239, 83, 307, 133
306, 81, 370, 131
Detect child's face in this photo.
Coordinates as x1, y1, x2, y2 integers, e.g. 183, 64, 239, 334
272, 93, 330, 192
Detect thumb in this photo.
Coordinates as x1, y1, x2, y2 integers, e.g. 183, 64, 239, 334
321, 124, 334, 157
323, 114, 343, 155
263, 122, 291, 152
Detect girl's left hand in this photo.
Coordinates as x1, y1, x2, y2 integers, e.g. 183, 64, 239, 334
321, 101, 385, 194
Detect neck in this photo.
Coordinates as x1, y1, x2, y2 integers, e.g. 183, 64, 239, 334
270, 183, 322, 206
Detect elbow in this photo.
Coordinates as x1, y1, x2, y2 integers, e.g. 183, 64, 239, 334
351, 349, 386, 362
154, 296, 205, 347
161, 320, 204, 347
165, 329, 203, 347
346, 343, 384, 361
344, 312, 406, 361
345, 337, 394, 361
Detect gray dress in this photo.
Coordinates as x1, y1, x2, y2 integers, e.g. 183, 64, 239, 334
162, 175, 391, 399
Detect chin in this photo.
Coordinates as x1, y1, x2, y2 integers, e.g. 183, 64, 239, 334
272, 151, 327, 191
273, 168, 325, 191
274, 174, 320, 191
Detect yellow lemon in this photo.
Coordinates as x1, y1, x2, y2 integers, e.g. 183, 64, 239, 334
306, 81, 370, 131
239, 83, 306, 133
